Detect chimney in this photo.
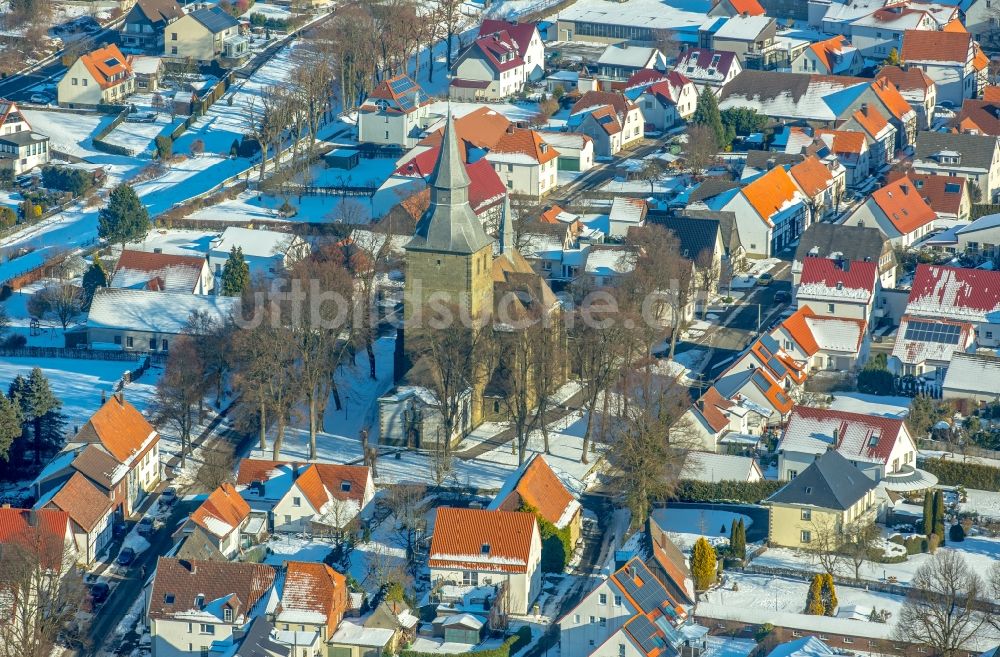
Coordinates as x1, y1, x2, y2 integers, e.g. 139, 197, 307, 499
115, 390, 124, 404
860, 102, 868, 114
1, 503, 9, 509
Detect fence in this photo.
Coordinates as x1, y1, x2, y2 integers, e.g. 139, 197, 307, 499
114, 355, 155, 391
0, 345, 168, 364
282, 184, 377, 197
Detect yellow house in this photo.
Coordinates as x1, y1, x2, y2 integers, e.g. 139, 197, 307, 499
765, 450, 878, 549
57, 44, 135, 108
164, 6, 245, 64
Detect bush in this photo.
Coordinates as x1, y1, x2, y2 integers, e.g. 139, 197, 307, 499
949, 523, 965, 542
922, 457, 1000, 491
0, 206, 15, 228
41, 165, 95, 197
522, 504, 572, 573
858, 354, 895, 395
1, 334, 26, 348
155, 135, 173, 160
754, 623, 773, 643
674, 479, 786, 503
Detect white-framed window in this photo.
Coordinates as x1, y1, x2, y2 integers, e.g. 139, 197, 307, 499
801, 530, 812, 543
801, 509, 811, 521
599, 593, 607, 604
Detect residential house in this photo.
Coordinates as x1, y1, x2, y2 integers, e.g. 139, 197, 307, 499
87, 288, 238, 351
479, 19, 545, 81
699, 14, 780, 70
712, 365, 793, 423
428, 507, 542, 615
772, 306, 869, 373
540, 132, 594, 172
559, 557, 691, 657
608, 197, 647, 237
942, 352, 1000, 403
710, 165, 809, 258
165, 7, 245, 64
876, 65, 936, 130
953, 98, 1000, 136
596, 44, 667, 82
111, 249, 213, 294
181, 483, 254, 559
683, 384, 772, 452
207, 226, 311, 280
64, 395, 160, 517
645, 515, 696, 607
628, 70, 698, 130
766, 450, 879, 549
901, 29, 986, 107
814, 129, 871, 188
41, 472, 116, 564
789, 154, 846, 222
682, 452, 763, 482
890, 264, 1000, 377
358, 75, 432, 149
133, 55, 162, 92
58, 44, 135, 108
520, 216, 588, 282
847, 4, 944, 58
0, 507, 75, 572
148, 557, 277, 657
792, 35, 863, 76
925, 212, 1000, 256
647, 211, 723, 311
583, 244, 633, 287
488, 454, 583, 546
450, 31, 527, 101
0, 100, 49, 175
274, 561, 348, 641
568, 91, 644, 157
912, 131, 1000, 202
796, 257, 878, 321
485, 128, 560, 199
264, 462, 374, 534
726, 333, 809, 398
793, 222, 895, 288
709, 0, 765, 16
672, 49, 742, 96
209, 617, 322, 657
843, 175, 937, 246
840, 103, 896, 170
776, 406, 923, 487
719, 72, 917, 150
888, 171, 970, 221
120, 0, 184, 53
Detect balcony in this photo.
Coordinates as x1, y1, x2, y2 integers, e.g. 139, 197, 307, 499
881, 465, 938, 492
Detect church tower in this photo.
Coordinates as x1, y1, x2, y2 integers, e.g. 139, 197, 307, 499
403, 110, 494, 325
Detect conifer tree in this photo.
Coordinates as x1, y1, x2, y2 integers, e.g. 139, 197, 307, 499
692, 87, 727, 149
822, 573, 838, 616
933, 490, 946, 546
0, 394, 21, 462
81, 260, 109, 308
220, 246, 250, 297
736, 518, 746, 560
23, 368, 63, 465
98, 183, 150, 250
691, 537, 717, 591
923, 490, 934, 537
806, 574, 825, 615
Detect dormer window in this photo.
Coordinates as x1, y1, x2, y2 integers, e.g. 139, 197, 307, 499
481, 543, 491, 555
341, 481, 352, 492
224, 607, 233, 622
164, 594, 175, 604
195, 595, 204, 608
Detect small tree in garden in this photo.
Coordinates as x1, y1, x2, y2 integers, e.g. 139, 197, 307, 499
933, 490, 946, 546
729, 518, 746, 561
81, 260, 108, 308
98, 183, 150, 249
822, 573, 838, 615
190, 138, 205, 157
806, 574, 825, 615
155, 135, 172, 159
230, 139, 240, 158
923, 490, 934, 537
691, 537, 717, 590
949, 523, 965, 542
221, 247, 250, 297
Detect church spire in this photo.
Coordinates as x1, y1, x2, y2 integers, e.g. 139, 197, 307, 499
405, 110, 492, 255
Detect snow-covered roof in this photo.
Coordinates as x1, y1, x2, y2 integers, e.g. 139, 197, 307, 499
557, 0, 713, 35
598, 44, 660, 68
681, 452, 759, 483
442, 613, 485, 630
804, 315, 866, 354
891, 316, 974, 367
584, 246, 635, 276
329, 621, 394, 648
905, 264, 1000, 322
209, 226, 301, 260
710, 14, 772, 40
942, 352, 1000, 397
87, 288, 239, 335
778, 406, 908, 466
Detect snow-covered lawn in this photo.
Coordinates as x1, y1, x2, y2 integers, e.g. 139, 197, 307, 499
827, 392, 911, 418
961, 488, 1000, 520
0, 356, 145, 429
652, 507, 751, 551
185, 187, 378, 224
103, 114, 173, 155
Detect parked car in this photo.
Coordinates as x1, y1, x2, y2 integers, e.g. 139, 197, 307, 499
773, 290, 791, 304
137, 517, 154, 536
89, 582, 110, 605
160, 487, 177, 506
117, 547, 136, 567
29, 93, 50, 104
757, 273, 773, 286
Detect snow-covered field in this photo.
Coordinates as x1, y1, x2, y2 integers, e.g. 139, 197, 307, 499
185, 187, 379, 224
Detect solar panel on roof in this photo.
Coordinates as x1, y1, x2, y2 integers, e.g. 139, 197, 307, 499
760, 334, 780, 353
389, 77, 414, 95
627, 615, 666, 654
904, 320, 962, 345
751, 370, 772, 393
767, 356, 788, 379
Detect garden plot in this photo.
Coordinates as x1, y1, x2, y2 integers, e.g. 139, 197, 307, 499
651, 507, 752, 551
102, 114, 173, 155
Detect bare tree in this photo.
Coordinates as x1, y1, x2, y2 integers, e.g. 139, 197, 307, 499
290, 43, 335, 162
436, 0, 465, 69
893, 551, 989, 657
195, 441, 237, 491
154, 337, 208, 467
684, 124, 719, 177
809, 515, 843, 577
383, 483, 428, 566
0, 521, 87, 657
27, 282, 82, 330
694, 248, 720, 319
494, 317, 548, 466
185, 311, 233, 408
640, 158, 665, 195
530, 312, 565, 454
652, 27, 681, 63
842, 518, 878, 580
348, 224, 399, 379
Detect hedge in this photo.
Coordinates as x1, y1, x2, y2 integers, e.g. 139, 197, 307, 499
400, 626, 531, 657
522, 503, 572, 573
673, 479, 787, 504
921, 457, 1000, 492
41, 166, 96, 196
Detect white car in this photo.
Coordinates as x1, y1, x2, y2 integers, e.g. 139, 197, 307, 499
29, 94, 50, 104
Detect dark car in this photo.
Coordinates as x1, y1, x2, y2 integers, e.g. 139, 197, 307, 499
117, 547, 136, 567
137, 517, 154, 536
160, 487, 177, 506
89, 582, 110, 605
773, 290, 791, 304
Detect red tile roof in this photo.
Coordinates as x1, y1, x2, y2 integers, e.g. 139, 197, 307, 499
984, 86, 1000, 103
953, 99, 1000, 136
625, 68, 669, 89
191, 483, 251, 539
75, 396, 157, 464
851, 103, 891, 139
809, 36, 853, 73
278, 561, 348, 634
887, 170, 966, 216
815, 128, 867, 155
800, 257, 878, 295
907, 264, 1000, 318
236, 458, 290, 486
943, 17, 967, 32
870, 77, 914, 122
360, 74, 428, 115
876, 65, 934, 93
694, 386, 736, 433
394, 150, 507, 217
294, 463, 371, 511
642, 72, 694, 108
780, 306, 820, 356
790, 155, 834, 198
571, 90, 635, 124
784, 406, 907, 464
48, 472, 116, 533
902, 29, 971, 64
494, 455, 578, 529
148, 557, 276, 622
491, 128, 560, 165
429, 507, 537, 574
870, 175, 936, 235
418, 106, 512, 151
470, 31, 524, 73
479, 19, 538, 57
742, 166, 801, 225
0, 508, 72, 568
727, 0, 765, 15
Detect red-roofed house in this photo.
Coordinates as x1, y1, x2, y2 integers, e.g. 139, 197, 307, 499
182, 483, 255, 558
890, 264, 1000, 377
844, 175, 937, 246
790, 155, 846, 221
887, 170, 969, 221
709, 0, 765, 17
876, 65, 936, 130
276, 561, 349, 640
429, 507, 541, 614
272, 463, 374, 534
568, 90, 644, 157
42, 471, 117, 564
777, 406, 922, 486
112, 249, 213, 294
771, 306, 870, 373
479, 20, 544, 80
672, 49, 742, 95
58, 44, 135, 108
796, 256, 878, 321
485, 127, 560, 198
488, 454, 582, 545
840, 103, 896, 169
630, 70, 697, 129
792, 35, 863, 76
952, 98, 1000, 137
0, 507, 75, 569
682, 385, 772, 451
901, 29, 981, 105
450, 31, 528, 101
358, 74, 432, 148
815, 128, 871, 188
